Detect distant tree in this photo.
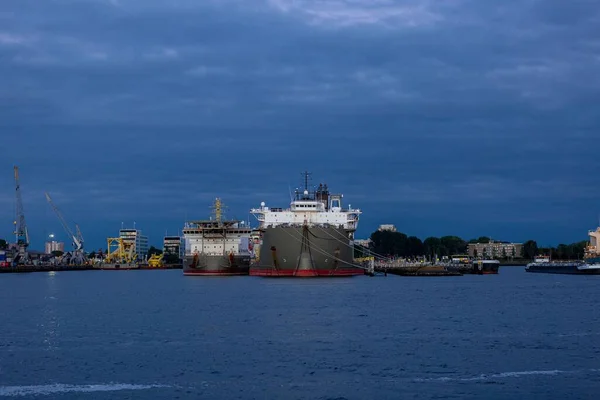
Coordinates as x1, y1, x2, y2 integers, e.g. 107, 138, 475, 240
523, 240, 538, 259
473, 248, 478, 258
441, 236, 467, 255
424, 237, 442, 259
406, 236, 424, 257
147, 246, 162, 258
370, 230, 408, 257
511, 247, 516, 259
502, 248, 507, 259
354, 244, 371, 258
0, 239, 6, 250
164, 253, 180, 264
51, 250, 64, 257
88, 251, 96, 259
469, 236, 491, 244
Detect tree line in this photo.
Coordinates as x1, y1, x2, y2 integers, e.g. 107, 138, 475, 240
355, 230, 589, 260
521, 239, 589, 260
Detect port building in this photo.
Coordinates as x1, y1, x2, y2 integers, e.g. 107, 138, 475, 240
45, 240, 64, 254
354, 239, 372, 247
119, 229, 149, 261
468, 241, 523, 259
163, 236, 184, 260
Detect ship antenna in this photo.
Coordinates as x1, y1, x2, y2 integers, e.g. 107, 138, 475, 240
302, 170, 311, 192
212, 197, 223, 223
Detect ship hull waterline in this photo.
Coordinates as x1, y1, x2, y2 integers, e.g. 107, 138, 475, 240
250, 225, 363, 278
183, 254, 250, 276
525, 265, 600, 275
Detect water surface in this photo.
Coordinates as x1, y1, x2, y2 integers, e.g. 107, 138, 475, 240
1, 267, 599, 399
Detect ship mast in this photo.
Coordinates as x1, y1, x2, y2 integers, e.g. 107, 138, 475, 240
300, 171, 312, 200
212, 198, 223, 223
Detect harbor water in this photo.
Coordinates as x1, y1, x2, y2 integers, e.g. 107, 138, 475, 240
1, 268, 599, 399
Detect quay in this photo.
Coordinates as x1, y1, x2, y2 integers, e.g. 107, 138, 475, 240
0, 264, 95, 273
0, 264, 183, 273
357, 258, 463, 277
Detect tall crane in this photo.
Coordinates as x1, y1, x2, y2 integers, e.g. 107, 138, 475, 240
13, 166, 30, 265
13, 166, 29, 246
44, 192, 86, 265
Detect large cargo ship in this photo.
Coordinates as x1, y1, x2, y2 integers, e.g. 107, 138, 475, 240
525, 226, 600, 275
183, 198, 252, 276
249, 172, 363, 277
525, 256, 600, 275
585, 227, 600, 264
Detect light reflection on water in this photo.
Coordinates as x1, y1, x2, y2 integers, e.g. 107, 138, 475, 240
0, 268, 599, 399
40, 271, 59, 352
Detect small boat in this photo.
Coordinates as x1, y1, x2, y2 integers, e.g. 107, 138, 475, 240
445, 258, 499, 274
471, 259, 500, 275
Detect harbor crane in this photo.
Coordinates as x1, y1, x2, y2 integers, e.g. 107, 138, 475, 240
13, 166, 30, 265
44, 192, 87, 265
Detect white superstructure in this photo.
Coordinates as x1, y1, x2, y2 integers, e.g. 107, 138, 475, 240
250, 180, 361, 237
182, 198, 252, 257
183, 221, 251, 256
586, 227, 600, 258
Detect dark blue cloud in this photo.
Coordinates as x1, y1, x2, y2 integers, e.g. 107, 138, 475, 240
1, 0, 600, 250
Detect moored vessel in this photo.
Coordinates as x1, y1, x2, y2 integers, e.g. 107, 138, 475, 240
445, 257, 500, 274
525, 256, 600, 274
471, 259, 500, 274
584, 227, 600, 264
183, 198, 252, 276
249, 172, 363, 277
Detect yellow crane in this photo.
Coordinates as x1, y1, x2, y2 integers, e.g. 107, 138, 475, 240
148, 253, 164, 267
105, 237, 137, 264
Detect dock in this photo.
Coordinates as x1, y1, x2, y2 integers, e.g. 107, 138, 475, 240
376, 265, 462, 277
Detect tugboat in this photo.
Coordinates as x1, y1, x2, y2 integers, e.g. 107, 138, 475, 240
471, 259, 500, 274
182, 198, 252, 276
445, 257, 500, 274
249, 172, 363, 277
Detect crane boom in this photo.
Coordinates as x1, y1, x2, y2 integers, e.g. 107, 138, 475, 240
44, 192, 83, 251
13, 166, 29, 246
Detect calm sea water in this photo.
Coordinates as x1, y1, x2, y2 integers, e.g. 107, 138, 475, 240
1, 267, 599, 399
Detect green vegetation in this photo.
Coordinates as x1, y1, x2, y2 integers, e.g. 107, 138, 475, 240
0, 239, 7, 250
163, 253, 181, 264
368, 230, 467, 258
358, 230, 589, 260
535, 240, 588, 260
147, 246, 162, 258
51, 250, 64, 257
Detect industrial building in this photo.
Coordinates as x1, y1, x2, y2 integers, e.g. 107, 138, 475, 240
468, 241, 523, 259
119, 229, 149, 261
163, 236, 184, 260
45, 240, 65, 254
378, 224, 397, 232
354, 239, 372, 247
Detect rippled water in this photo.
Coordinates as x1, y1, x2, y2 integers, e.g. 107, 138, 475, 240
1, 267, 599, 399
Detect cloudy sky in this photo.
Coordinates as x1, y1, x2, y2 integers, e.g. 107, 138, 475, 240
1, 0, 599, 250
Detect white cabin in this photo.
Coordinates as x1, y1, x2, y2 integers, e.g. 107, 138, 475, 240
250, 184, 361, 236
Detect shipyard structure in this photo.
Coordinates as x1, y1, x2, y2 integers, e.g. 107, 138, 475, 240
249, 173, 363, 277
182, 198, 252, 276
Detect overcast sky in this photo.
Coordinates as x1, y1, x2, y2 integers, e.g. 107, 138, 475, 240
1, 0, 599, 250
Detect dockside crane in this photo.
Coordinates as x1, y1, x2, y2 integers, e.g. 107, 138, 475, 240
13, 165, 30, 265
44, 192, 87, 265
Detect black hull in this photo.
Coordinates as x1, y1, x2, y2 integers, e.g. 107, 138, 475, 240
526, 266, 600, 275
183, 254, 250, 276
250, 225, 363, 277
